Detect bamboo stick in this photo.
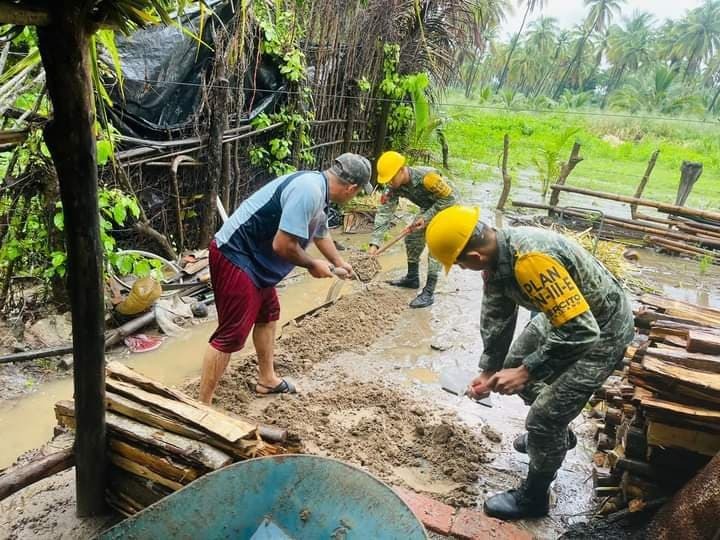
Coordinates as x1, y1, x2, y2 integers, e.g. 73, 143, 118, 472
550, 185, 720, 222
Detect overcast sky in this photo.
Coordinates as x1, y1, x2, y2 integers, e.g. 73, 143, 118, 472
501, 0, 706, 39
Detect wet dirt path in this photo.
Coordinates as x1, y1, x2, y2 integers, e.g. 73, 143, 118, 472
3, 178, 720, 539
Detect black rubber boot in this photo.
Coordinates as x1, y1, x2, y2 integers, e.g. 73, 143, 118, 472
387, 262, 420, 289
409, 275, 437, 308
513, 429, 577, 454
483, 470, 554, 520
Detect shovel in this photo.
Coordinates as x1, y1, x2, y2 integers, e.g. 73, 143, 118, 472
440, 367, 493, 408
372, 226, 413, 257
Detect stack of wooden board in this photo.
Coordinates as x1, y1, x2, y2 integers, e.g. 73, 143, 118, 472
589, 294, 720, 515
54, 361, 298, 516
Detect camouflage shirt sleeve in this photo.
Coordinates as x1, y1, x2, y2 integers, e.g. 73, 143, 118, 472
522, 311, 600, 380
371, 189, 400, 246
479, 279, 519, 372
421, 178, 459, 223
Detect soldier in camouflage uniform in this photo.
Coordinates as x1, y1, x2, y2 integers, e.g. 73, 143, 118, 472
425, 206, 634, 520
369, 151, 459, 308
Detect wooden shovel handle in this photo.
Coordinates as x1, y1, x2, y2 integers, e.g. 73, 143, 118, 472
374, 226, 412, 257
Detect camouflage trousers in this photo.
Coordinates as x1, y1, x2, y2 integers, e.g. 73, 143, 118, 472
405, 228, 441, 279
504, 289, 634, 475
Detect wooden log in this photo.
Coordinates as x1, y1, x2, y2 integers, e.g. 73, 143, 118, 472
647, 236, 719, 258
687, 330, 720, 355
674, 222, 720, 240
109, 439, 200, 485
549, 141, 582, 206
37, 5, 107, 515
622, 426, 648, 460
496, 133, 511, 211
675, 161, 703, 207
605, 407, 622, 426
56, 400, 232, 470
631, 150, 660, 218
108, 453, 184, 491
598, 433, 615, 451
549, 184, 720, 223
106, 378, 255, 444
617, 457, 657, 479
646, 421, 720, 456
0, 448, 74, 501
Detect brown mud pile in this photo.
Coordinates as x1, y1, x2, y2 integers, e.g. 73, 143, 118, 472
251, 382, 489, 506
344, 249, 381, 282
184, 285, 408, 405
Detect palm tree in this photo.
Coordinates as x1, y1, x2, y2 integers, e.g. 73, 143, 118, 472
610, 65, 704, 114
526, 15, 559, 55
495, 0, 547, 91
553, 0, 625, 97
459, 0, 511, 97
603, 11, 655, 107
672, 0, 720, 81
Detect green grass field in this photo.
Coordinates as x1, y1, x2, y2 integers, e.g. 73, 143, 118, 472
437, 93, 720, 209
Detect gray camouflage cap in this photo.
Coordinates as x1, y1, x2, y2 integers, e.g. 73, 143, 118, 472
330, 153, 373, 195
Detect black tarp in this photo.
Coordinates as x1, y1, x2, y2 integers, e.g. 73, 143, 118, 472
104, 2, 283, 140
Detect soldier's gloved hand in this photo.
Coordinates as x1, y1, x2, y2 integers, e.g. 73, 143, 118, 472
467, 370, 495, 399
487, 366, 530, 395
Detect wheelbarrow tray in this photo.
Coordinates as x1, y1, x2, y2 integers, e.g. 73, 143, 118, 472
100, 454, 427, 540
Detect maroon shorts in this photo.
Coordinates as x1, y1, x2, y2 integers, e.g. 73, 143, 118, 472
208, 240, 280, 353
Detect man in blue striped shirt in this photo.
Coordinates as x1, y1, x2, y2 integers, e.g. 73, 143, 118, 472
199, 153, 372, 404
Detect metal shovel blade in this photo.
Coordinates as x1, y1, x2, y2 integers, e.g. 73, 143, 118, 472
439, 367, 492, 408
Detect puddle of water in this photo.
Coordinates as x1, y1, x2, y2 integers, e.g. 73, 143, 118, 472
404, 367, 439, 384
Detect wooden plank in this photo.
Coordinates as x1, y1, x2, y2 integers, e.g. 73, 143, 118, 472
646, 421, 720, 456
109, 439, 200, 484
106, 391, 284, 459
641, 395, 720, 429
107, 465, 171, 513
56, 400, 232, 470
645, 347, 720, 374
106, 362, 261, 440
106, 378, 255, 444
639, 294, 720, 326
643, 356, 720, 394
108, 453, 184, 491
687, 330, 720, 355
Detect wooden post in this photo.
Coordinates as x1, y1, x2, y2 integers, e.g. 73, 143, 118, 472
341, 84, 357, 154
548, 141, 582, 207
496, 134, 511, 211
371, 98, 391, 183
198, 53, 229, 247
675, 161, 703, 207
36, 2, 106, 516
631, 150, 660, 218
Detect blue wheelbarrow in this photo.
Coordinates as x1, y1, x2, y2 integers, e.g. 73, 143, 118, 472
100, 455, 427, 539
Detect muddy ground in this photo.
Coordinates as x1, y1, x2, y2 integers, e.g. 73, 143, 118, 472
3, 192, 720, 538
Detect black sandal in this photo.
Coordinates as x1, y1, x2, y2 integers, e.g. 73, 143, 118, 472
255, 378, 296, 397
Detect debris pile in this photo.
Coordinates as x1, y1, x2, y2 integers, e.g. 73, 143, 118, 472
589, 294, 720, 515
54, 362, 297, 516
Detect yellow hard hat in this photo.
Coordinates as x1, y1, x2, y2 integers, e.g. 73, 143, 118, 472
376, 151, 406, 184
425, 206, 480, 273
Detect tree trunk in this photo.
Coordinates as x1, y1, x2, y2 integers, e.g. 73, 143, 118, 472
554, 36, 587, 99
198, 55, 229, 248
675, 161, 703, 207
549, 142, 583, 206
36, 2, 107, 517
496, 4, 530, 92
707, 84, 720, 113
496, 133, 511, 211
371, 98, 391, 182
631, 149, 659, 218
